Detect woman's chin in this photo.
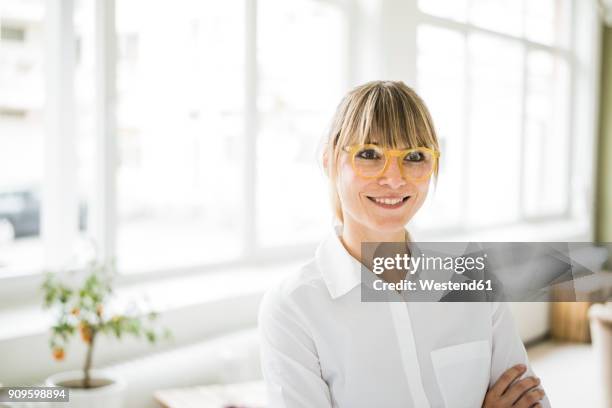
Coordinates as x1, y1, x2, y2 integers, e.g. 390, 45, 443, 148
363, 202, 415, 232
367, 218, 409, 235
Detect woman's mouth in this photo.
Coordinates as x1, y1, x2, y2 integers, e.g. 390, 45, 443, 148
366, 195, 411, 209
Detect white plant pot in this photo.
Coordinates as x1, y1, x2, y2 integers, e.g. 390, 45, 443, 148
45, 370, 126, 408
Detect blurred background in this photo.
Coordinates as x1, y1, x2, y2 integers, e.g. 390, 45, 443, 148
0, 0, 611, 407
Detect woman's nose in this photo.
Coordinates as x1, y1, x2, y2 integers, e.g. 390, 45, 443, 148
379, 158, 406, 189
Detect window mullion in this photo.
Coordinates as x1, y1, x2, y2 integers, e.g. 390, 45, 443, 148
43, 0, 77, 270
565, 0, 577, 219
462, 27, 470, 231
518, 43, 528, 220
244, 0, 257, 258
92, 0, 117, 267
518, 0, 528, 220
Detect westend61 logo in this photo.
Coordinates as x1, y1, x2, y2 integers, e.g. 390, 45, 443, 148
372, 253, 487, 275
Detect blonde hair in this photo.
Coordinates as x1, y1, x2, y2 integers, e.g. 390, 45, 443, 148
322, 80, 440, 224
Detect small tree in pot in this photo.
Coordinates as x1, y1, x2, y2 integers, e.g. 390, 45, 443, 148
42, 260, 170, 395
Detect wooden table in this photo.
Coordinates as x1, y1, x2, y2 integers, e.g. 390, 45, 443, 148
154, 381, 267, 408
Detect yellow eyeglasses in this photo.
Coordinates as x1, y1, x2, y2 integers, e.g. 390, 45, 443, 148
343, 144, 440, 180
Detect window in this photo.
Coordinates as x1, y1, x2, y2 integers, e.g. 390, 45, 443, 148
113, 0, 347, 272
0, 0, 348, 278
0, 0, 45, 275
414, 0, 573, 231
113, 1, 246, 273
0, 0, 599, 284
74, 0, 95, 245
256, 0, 346, 247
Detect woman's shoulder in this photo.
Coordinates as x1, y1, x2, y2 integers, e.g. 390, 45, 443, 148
258, 258, 329, 322
262, 258, 328, 302
257, 259, 330, 361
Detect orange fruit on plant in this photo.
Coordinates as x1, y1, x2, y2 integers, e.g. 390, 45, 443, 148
52, 347, 65, 361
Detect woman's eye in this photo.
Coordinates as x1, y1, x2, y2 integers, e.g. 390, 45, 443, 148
405, 151, 425, 162
356, 149, 381, 160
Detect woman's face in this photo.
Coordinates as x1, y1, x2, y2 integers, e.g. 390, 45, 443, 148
336, 145, 430, 237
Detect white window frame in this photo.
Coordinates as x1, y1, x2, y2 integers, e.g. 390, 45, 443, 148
0, 0, 603, 304
411, 0, 600, 239
414, 2, 573, 223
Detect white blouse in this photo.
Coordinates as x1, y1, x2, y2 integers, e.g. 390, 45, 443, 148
258, 226, 551, 408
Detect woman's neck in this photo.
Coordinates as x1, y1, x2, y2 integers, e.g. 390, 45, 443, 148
340, 222, 407, 264
340, 222, 410, 285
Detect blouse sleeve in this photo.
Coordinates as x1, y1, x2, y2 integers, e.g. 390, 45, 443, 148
489, 302, 552, 407
258, 285, 334, 408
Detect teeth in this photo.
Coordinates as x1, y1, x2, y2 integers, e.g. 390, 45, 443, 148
373, 197, 403, 205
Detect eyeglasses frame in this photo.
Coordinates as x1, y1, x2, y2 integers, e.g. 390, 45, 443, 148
343, 144, 441, 180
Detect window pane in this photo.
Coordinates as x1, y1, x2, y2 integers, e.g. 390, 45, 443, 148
417, 0, 468, 22
256, 0, 346, 247
415, 24, 466, 230
0, 0, 45, 275
467, 33, 523, 227
74, 0, 94, 245
115, 0, 245, 273
524, 0, 571, 47
469, 0, 523, 37
523, 51, 570, 217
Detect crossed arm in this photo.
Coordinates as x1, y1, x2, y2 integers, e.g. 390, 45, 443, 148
484, 302, 551, 408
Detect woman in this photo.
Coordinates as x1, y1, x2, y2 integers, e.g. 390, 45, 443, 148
258, 81, 550, 408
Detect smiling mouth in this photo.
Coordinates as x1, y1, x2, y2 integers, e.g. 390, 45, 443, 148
366, 195, 411, 209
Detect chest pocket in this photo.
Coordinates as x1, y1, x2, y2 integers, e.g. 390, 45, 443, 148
430, 340, 491, 408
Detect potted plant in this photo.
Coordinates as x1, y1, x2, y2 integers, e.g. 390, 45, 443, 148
42, 259, 170, 408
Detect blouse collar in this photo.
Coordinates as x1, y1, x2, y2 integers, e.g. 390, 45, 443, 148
316, 224, 412, 299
